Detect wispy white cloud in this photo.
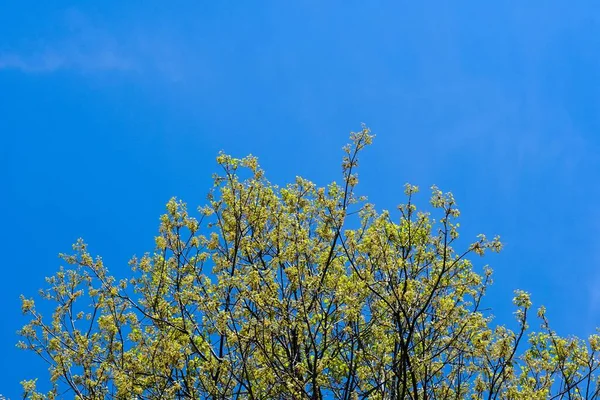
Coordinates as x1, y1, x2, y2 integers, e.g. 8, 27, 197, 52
0, 48, 133, 73
0, 9, 197, 83
0, 10, 137, 74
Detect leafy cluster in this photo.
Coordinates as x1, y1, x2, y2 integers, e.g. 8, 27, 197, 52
18, 127, 600, 399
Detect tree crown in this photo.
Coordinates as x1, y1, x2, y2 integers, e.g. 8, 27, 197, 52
18, 127, 600, 399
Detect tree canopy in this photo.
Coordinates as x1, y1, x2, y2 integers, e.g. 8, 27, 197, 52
18, 127, 600, 399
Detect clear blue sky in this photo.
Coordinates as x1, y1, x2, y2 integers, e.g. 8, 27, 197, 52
1, 1, 599, 396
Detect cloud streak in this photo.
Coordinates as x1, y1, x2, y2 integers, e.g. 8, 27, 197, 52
0, 10, 136, 73
0, 48, 133, 73
0, 9, 195, 83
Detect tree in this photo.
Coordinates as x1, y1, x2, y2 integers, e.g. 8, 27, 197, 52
18, 127, 600, 399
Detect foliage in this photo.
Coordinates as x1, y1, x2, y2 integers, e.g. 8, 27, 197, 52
18, 127, 600, 399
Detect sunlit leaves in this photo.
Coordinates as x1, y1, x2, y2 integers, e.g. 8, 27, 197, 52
18, 127, 600, 399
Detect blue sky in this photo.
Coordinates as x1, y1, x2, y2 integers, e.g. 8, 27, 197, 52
1, 1, 599, 396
